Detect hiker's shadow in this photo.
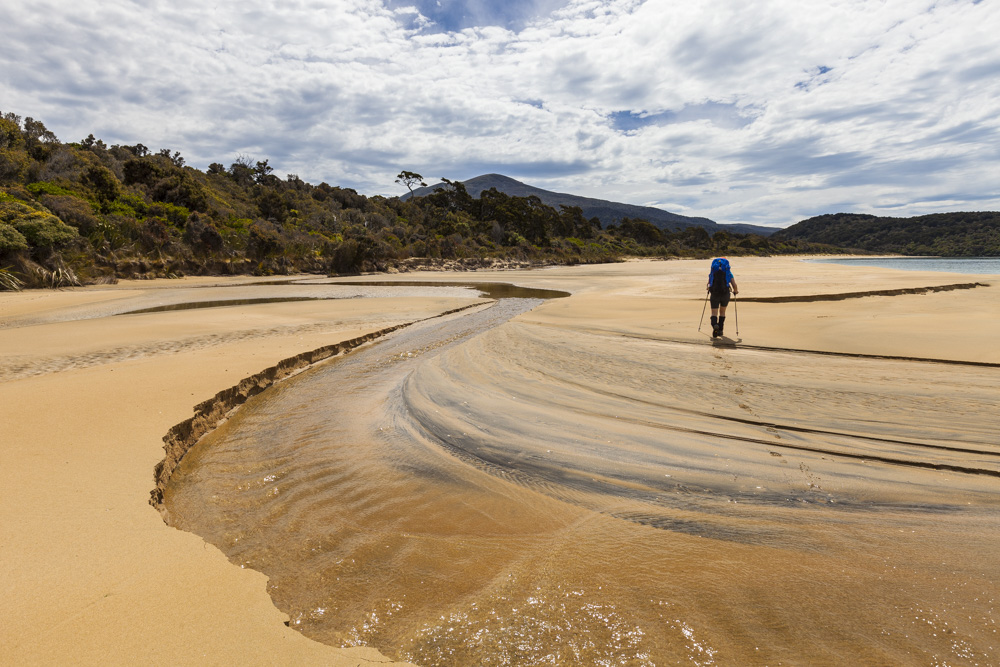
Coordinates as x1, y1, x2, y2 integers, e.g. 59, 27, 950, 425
711, 335, 742, 346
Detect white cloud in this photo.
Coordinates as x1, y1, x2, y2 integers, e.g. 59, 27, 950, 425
1, 0, 997, 226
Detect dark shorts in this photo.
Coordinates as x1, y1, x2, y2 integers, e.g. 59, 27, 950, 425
710, 291, 731, 309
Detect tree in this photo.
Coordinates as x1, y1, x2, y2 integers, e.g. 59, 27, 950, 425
395, 171, 427, 197
23, 117, 56, 141
256, 189, 287, 223
157, 148, 185, 167
617, 218, 664, 245
0, 116, 23, 150
84, 164, 121, 203
228, 159, 255, 188
82, 133, 106, 150
679, 225, 712, 250
424, 178, 473, 214
253, 159, 273, 183
0, 116, 29, 184
556, 205, 586, 237
712, 229, 732, 251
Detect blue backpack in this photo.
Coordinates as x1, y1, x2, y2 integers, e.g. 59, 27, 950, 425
709, 258, 732, 291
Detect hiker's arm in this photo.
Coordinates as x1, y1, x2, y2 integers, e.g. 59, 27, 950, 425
730, 279, 739, 295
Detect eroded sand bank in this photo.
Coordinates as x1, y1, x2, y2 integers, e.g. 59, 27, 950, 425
2, 258, 998, 664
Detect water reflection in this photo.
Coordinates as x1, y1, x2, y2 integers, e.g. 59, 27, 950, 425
332, 280, 570, 300
115, 281, 566, 316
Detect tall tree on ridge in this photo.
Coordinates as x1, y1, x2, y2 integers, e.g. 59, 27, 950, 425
395, 171, 427, 197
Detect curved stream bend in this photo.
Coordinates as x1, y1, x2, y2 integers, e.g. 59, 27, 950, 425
162, 290, 1000, 666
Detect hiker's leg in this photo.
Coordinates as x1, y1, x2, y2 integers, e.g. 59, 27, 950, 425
710, 297, 722, 336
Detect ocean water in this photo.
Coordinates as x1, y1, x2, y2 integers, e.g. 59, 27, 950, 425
163, 295, 1000, 665
809, 256, 1000, 275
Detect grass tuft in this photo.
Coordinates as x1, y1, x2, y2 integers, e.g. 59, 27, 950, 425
0, 266, 24, 291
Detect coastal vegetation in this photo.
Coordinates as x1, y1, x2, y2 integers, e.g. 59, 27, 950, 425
773, 212, 1000, 256
0, 111, 848, 289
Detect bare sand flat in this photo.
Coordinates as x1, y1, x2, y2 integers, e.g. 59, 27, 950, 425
2, 258, 998, 664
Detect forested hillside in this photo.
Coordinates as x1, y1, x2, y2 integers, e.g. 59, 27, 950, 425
1, 111, 833, 290
407, 173, 775, 236
772, 212, 1000, 256
403, 174, 775, 236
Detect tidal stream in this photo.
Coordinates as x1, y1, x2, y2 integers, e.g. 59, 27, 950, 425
163, 295, 999, 665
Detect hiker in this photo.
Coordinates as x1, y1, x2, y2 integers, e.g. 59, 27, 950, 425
706, 257, 738, 338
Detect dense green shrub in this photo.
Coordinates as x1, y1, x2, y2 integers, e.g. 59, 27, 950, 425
247, 220, 285, 259
184, 213, 224, 254
140, 217, 171, 250
0, 199, 78, 248
0, 222, 29, 252
28, 182, 78, 197
40, 194, 100, 235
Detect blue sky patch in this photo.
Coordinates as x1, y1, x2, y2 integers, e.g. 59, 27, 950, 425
388, 0, 570, 32
611, 103, 757, 133
795, 65, 833, 90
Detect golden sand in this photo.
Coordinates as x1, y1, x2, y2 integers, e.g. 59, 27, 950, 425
2, 258, 997, 664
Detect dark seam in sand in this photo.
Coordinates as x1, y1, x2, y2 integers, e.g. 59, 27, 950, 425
715, 341, 1000, 368
523, 320, 999, 368
618, 333, 1000, 368
573, 405, 1000, 478
730, 282, 989, 303
149, 302, 489, 511
512, 369, 1000, 477
532, 369, 1000, 456
116, 295, 345, 315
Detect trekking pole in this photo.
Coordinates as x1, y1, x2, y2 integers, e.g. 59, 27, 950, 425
698, 290, 709, 332
733, 291, 739, 336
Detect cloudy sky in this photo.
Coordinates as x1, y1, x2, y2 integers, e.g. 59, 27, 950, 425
3, 0, 998, 227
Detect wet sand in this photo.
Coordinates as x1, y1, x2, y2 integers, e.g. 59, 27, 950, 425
2, 258, 999, 665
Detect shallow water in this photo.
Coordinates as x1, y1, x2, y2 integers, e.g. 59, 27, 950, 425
164, 298, 1000, 665
330, 280, 571, 301
809, 256, 1000, 275
116, 282, 568, 316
